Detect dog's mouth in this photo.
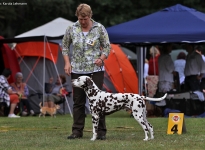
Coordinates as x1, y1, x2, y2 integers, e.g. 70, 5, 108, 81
71, 82, 77, 87
71, 79, 76, 86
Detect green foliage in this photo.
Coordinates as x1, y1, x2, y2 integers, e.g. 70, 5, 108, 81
0, 0, 205, 38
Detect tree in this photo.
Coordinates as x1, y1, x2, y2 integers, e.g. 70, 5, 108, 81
0, 0, 205, 38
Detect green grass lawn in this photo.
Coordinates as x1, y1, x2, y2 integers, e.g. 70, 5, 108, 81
0, 111, 205, 150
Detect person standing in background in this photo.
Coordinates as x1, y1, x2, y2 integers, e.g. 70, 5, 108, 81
156, 44, 175, 106
184, 44, 205, 92
62, 3, 110, 140
148, 46, 160, 75
146, 46, 160, 98
194, 45, 205, 91
174, 52, 186, 91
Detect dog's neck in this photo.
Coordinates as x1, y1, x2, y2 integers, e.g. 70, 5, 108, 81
84, 81, 101, 99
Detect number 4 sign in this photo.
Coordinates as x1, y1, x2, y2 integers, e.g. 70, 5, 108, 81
167, 113, 186, 134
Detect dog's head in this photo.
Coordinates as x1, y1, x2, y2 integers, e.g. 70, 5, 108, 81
54, 104, 60, 109
72, 76, 94, 89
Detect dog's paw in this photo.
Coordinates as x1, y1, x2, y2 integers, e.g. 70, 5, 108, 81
90, 137, 96, 141
90, 134, 97, 141
143, 138, 149, 141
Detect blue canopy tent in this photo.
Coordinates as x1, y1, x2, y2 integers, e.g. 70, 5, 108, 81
106, 4, 205, 94
106, 4, 205, 43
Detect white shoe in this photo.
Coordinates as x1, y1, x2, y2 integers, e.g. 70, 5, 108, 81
30, 110, 35, 115
22, 111, 27, 116
8, 114, 20, 118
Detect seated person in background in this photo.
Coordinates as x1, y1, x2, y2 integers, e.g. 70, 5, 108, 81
43, 75, 69, 108
0, 68, 20, 118
184, 44, 205, 92
174, 52, 186, 91
45, 77, 54, 94
156, 44, 175, 106
10, 72, 35, 116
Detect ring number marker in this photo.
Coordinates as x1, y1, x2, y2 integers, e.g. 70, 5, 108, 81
167, 113, 186, 134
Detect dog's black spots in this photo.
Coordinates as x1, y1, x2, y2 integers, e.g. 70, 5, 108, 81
133, 109, 138, 113
89, 99, 95, 103
148, 122, 152, 127
87, 89, 98, 97
104, 97, 111, 103
73, 76, 163, 140
107, 103, 112, 106
135, 114, 138, 117
130, 101, 134, 107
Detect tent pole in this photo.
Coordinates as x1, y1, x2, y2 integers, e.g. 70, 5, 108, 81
45, 37, 73, 117
136, 46, 144, 95
43, 36, 46, 106
144, 47, 148, 96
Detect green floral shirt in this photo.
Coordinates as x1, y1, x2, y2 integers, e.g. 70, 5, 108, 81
62, 19, 111, 73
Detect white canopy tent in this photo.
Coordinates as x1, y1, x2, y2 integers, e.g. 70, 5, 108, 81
14, 17, 74, 115
15, 17, 74, 38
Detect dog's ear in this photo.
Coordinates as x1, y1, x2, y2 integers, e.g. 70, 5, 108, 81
86, 77, 93, 89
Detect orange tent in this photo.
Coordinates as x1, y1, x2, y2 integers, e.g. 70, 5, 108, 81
104, 44, 138, 94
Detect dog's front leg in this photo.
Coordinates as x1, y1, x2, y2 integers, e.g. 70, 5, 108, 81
90, 114, 99, 141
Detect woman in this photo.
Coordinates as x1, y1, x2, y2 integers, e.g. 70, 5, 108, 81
147, 46, 160, 98
62, 3, 110, 139
0, 69, 20, 118
10, 72, 35, 116
44, 75, 69, 108
148, 46, 160, 75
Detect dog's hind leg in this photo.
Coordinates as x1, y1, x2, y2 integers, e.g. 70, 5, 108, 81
132, 109, 149, 141
144, 109, 154, 140
90, 114, 99, 141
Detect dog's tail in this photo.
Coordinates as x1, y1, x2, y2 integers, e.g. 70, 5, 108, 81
39, 102, 42, 108
144, 93, 167, 101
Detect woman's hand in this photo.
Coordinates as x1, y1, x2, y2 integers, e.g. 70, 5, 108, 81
63, 55, 71, 76
64, 63, 72, 76
94, 58, 104, 67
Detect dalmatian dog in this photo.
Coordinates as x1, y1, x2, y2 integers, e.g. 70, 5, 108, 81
72, 76, 167, 141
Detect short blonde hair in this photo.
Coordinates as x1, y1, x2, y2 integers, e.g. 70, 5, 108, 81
150, 46, 160, 56
75, 3, 92, 17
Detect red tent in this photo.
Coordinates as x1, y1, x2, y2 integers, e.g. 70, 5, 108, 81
104, 44, 138, 93
0, 36, 21, 83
